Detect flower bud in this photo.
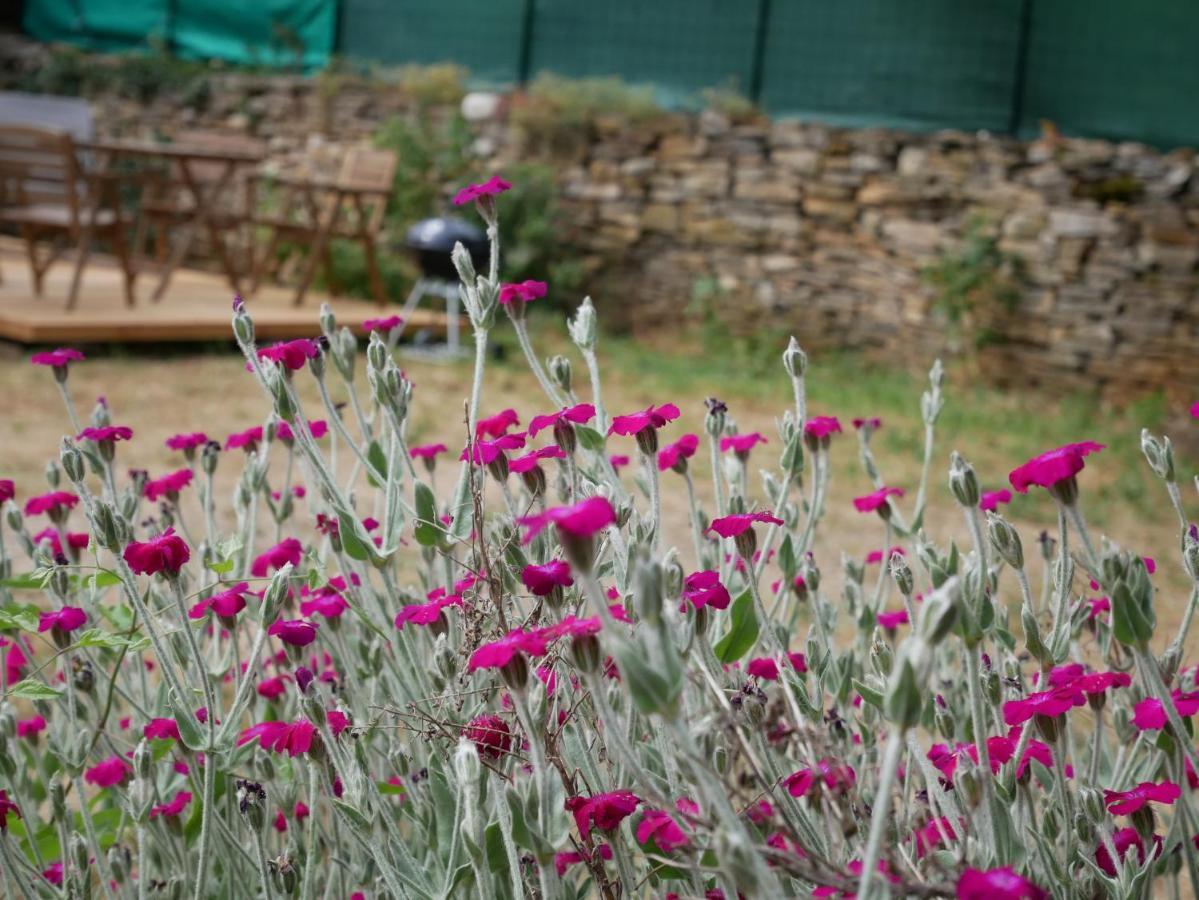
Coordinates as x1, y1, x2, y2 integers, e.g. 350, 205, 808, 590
1140, 429, 1174, 481
108, 845, 128, 884
233, 305, 255, 346
261, 564, 294, 625
948, 452, 980, 508
548, 355, 572, 395
634, 555, 664, 625
799, 555, 821, 594
782, 336, 806, 379
236, 779, 267, 831
890, 553, 913, 596
51, 779, 67, 822
319, 302, 337, 338
704, 397, 728, 438
986, 513, 1024, 570
451, 241, 477, 287
70, 832, 89, 874
60, 439, 85, 484
453, 738, 482, 790
568, 297, 597, 352
1184, 528, 1199, 582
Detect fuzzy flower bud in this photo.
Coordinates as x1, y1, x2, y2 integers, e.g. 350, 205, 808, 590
451, 241, 477, 287
782, 336, 807, 379
986, 512, 1024, 570
948, 451, 980, 508
890, 553, 913, 596
568, 297, 597, 352
1140, 429, 1174, 481
60, 439, 85, 484
548, 355, 572, 395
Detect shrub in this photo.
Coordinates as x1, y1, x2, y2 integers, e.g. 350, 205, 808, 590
1, 178, 1197, 900
510, 73, 665, 158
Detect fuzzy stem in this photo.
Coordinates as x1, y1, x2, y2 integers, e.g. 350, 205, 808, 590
857, 728, 905, 899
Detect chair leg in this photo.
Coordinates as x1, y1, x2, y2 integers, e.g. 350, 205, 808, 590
66, 229, 93, 312
110, 225, 137, 307
21, 225, 43, 295
321, 243, 340, 297
363, 236, 386, 307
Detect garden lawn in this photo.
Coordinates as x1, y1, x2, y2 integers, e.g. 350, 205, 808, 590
0, 326, 1191, 643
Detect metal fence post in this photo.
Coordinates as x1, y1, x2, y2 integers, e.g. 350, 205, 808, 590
748, 0, 772, 104
1007, 0, 1034, 135
517, 0, 536, 85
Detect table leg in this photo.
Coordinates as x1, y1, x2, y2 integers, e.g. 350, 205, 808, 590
66, 150, 112, 310
293, 195, 341, 307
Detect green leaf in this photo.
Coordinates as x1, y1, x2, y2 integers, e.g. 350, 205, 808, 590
485, 822, 508, 874
777, 534, 797, 580
336, 511, 385, 566
73, 629, 150, 653
712, 590, 758, 663
574, 424, 606, 452
8, 679, 63, 700
852, 678, 884, 710
0, 569, 53, 590
413, 481, 443, 548
377, 779, 406, 796
0, 605, 40, 632
81, 570, 121, 589
207, 558, 235, 575
366, 439, 388, 488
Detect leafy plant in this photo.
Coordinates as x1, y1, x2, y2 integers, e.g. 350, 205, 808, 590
510, 73, 665, 158
922, 214, 1025, 349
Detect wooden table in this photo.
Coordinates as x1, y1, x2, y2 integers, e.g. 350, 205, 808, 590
74, 139, 265, 305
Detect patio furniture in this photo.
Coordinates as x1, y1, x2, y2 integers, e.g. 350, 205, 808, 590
250, 145, 397, 306
0, 124, 134, 308
75, 137, 266, 303
134, 130, 266, 300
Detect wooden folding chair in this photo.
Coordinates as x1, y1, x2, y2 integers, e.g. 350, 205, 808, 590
250, 146, 397, 306
0, 125, 134, 308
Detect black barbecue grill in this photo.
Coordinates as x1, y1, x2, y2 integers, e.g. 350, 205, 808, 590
397, 216, 489, 355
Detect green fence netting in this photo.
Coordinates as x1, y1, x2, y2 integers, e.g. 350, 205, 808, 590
23, 0, 335, 70
1017, 0, 1199, 148
22, 0, 1199, 148
338, 0, 526, 85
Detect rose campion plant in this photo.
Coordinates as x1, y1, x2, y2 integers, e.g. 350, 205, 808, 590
0, 177, 1196, 900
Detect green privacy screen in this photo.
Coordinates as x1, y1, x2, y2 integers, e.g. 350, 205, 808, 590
337, 0, 527, 84
1017, 0, 1199, 148
23, 0, 1199, 147
23, 0, 335, 69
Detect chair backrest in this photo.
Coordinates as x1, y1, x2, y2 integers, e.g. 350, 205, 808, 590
0, 125, 81, 221
173, 130, 267, 184
337, 147, 397, 193
0, 91, 94, 141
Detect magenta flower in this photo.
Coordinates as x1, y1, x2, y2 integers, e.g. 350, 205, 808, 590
866, 547, 905, 564
276, 419, 328, 442
144, 718, 182, 741
720, 432, 767, 456
299, 591, 348, 620
788, 652, 807, 673
510, 445, 565, 474
84, 756, 131, 788
476, 408, 521, 439
979, 488, 1012, 512
257, 676, 289, 700
957, 867, 1047, 900
31, 347, 85, 368
453, 175, 511, 206
528, 403, 595, 438
257, 339, 319, 370
609, 403, 680, 436
636, 807, 690, 852
498, 280, 548, 305
658, 433, 699, 472
468, 628, 551, 672
803, 416, 842, 440
394, 591, 461, 630
150, 790, 193, 820
0, 791, 21, 832
144, 468, 194, 501
37, 606, 87, 636
565, 790, 641, 839
746, 657, 779, 681
363, 314, 403, 332
190, 583, 250, 622
852, 417, 882, 431
237, 720, 317, 757
876, 609, 909, 630
77, 425, 133, 443
411, 442, 448, 460
0, 480, 13, 505
853, 486, 905, 513
555, 844, 612, 876
461, 433, 526, 465
911, 817, 958, 858
1104, 781, 1181, 815
1002, 684, 1084, 726
124, 528, 190, 575
16, 716, 46, 739
517, 496, 616, 544
1095, 827, 1162, 878
23, 491, 78, 517
1132, 690, 1199, 730
609, 454, 630, 471
682, 570, 731, 610
462, 714, 512, 759
522, 560, 574, 596
251, 538, 303, 578
268, 620, 319, 647
707, 511, 784, 539
1009, 442, 1105, 493
165, 432, 208, 452
225, 426, 264, 451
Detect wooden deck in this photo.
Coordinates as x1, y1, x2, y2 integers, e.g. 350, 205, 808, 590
0, 241, 451, 344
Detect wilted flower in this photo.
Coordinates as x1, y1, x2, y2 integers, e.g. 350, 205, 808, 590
462, 714, 512, 759
566, 790, 641, 839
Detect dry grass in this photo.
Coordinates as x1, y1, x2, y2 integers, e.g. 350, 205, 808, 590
0, 321, 1193, 650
